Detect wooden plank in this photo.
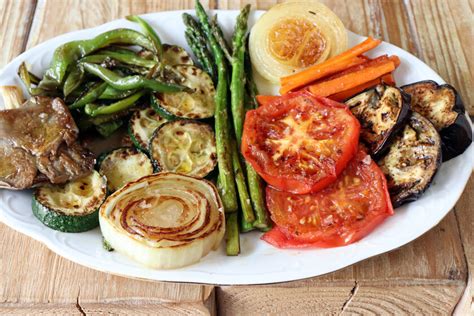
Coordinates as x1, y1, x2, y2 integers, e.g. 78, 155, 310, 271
453, 175, 474, 314
0, 0, 471, 314
0, 0, 36, 67
404, 0, 474, 115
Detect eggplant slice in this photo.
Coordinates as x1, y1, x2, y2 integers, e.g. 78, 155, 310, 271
401, 80, 472, 161
345, 84, 411, 157
378, 112, 442, 207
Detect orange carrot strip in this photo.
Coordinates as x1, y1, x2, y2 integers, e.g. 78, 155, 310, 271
308, 61, 396, 97
256, 95, 280, 107
317, 55, 398, 82
328, 74, 395, 102
280, 37, 382, 94
280, 56, 366, 94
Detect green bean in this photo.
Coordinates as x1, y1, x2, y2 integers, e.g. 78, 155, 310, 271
84, 90, 145, 117
70, 81, 108, 109
63, 64, 85, 97
38, 28, 156, 88
82, 62, 187, 92
81, 52, 158, 68
196, 0, 238, 213
126, 15, 163, 61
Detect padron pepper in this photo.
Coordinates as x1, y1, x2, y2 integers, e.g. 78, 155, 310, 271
38, 28, 156, 89
82, 62, 189, 93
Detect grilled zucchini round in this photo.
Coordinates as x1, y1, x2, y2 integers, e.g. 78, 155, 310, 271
162, 44, 194, 66
128, 108, 167, 152
153, 65, 215, 119
32, 170, 107, 232
150, 120, 217, 178
97, 147, 154, 192
378, 112, 442, 207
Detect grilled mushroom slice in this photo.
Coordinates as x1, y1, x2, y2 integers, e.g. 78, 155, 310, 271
345, 84, 411, 157
378, 112, 442, 207
401, 80, 472, 161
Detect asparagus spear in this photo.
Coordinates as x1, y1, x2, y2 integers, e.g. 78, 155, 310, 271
244, 38, 272, 231
230, 4, 250, 147
182, 13, 217, 81
231, 139, 255, 223
211, 15, 232, 64
195, 0, 238, 213
225, 212, 240, 256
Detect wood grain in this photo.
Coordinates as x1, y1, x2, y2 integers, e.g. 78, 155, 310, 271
0, 0, 36, 67
0, 0, 472, 314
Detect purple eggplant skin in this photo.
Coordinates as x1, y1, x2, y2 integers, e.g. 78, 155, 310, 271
345, 84, 412, 159
401, 80, 472, 161
378, 112, 442, 208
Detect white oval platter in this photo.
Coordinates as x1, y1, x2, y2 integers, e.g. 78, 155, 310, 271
0, 10, 472, 285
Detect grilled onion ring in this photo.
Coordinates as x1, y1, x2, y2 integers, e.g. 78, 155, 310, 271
99, 172, 224, 269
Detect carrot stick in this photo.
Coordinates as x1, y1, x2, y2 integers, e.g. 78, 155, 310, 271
280, 37, 382, 94
328, 73, 395, 102
318, 55, 396, 82
256, 95, 280, 107
280, 56, 366, 94
308, 61, 396, 97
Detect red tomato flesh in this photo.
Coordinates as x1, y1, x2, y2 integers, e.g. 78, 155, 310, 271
242, 91, 360, 194
262, 147, 394, 248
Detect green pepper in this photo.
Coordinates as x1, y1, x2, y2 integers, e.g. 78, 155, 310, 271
84, 90, 145, 117
99, 86, 136, 100
82, 62, 188, 92
63, 64, 85, 96
70, 81, 108, 109
80, 52, 158, 68
38, 28, 156, 88
126, 15, 163, 61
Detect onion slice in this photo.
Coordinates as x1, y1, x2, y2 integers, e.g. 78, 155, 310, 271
249, 1, 347, 83
99, 172, 225, 269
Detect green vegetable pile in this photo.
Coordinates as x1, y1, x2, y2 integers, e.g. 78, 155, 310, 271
18, 18, 189, 137
185, 1, 271, 255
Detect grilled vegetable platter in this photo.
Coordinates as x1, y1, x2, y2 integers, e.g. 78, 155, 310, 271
0, 1, 472, 281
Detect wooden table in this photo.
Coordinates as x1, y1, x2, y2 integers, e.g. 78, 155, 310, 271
0, 1, 472, 314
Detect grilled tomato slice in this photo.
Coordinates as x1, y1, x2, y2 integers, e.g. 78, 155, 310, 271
262, 147, 394, 248
241, 91, 360, 194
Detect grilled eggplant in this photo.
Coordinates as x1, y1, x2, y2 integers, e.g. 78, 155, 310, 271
378, 112, 442, 207
401, 80, 472, 161
345, 84, 411, 157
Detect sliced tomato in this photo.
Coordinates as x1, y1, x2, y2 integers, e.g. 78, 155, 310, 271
262, 147, 394, 248
256, 95, 280, 107
242, 91, 360, 194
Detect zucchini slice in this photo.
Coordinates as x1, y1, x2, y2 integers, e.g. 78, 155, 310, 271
97, 147, 154, 192
345, 84, 411, 157
128, 108, 167, 152
32, 170, 107, 232
150, 120, 217, 178
378, 112, 442, 207
162, 44, 194, 66
153, 65, 215, 119
401, 80, 472, 161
